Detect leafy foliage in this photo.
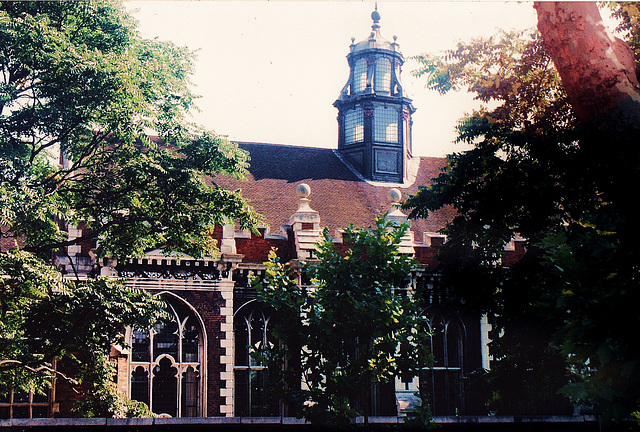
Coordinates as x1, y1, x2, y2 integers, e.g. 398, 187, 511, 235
255, 218, 431, 426
406, 13, 640, 421
598, 3, 640, 83
0, 1, 259, 260
0, 1, 259, 416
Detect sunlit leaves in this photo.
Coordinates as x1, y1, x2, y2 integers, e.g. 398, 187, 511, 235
255, 218, 430, 425
0, 0, 259, 415
407, 30, 585, 258
0, 250, 66, 316
0, 1, 259, 261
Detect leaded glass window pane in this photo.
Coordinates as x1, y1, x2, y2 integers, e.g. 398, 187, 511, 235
234, 304, 280, 417
32, 406, 48, 418
132, 329, 150, 362
374, 106, 398, 143
32, 392, 48, 404
13, 391, 28, 404
375, 58, 391, 93
353, 59, 367, 93
153, 321, 179, 359
152, 357, 178, 417
181, 367, 200, 417
345, 109, 364, 144
131, 366, 149, 406
12, 406, 29, 418
182, 317, 199, 363
421, 307, 465, 416
235, 315, 250, 367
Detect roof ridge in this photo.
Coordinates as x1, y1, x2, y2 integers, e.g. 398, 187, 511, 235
233, 141, 336, 152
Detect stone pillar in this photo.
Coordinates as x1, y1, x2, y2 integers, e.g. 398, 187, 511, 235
220, 224, 237, 255
290, 184, 322, 260
385, 188, 415, 255
480, 314, 492, 370
217, 255, 242, 417
218, 279, 234, 416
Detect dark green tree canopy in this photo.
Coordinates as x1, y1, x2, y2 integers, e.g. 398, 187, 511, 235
405, 7, 640, 421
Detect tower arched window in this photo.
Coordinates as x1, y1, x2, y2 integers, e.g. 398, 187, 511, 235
234, 301, 280, 417
353, 58, 368, 94
344, 108, 364, 144
375, 58, 391, 94
374, 106, 398, 143
129, 295, 203, 417
420, 305, 465, 416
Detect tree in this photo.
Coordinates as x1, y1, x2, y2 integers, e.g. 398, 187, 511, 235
407, 29, 579, 416
532, 2, 640, 421
255, 218, 431, 426
535, 2, 640, 124
405, 3, 640, 421
0, 1, 259, 416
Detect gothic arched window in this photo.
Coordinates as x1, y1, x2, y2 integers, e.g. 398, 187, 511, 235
353, 58, 368, 94
129, 295, 204, 417
375, 58, 392, 94
234, 301, 280, 417
420, 305, 465, 416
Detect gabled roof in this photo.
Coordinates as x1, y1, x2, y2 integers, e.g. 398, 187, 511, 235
215, 142, 455, 240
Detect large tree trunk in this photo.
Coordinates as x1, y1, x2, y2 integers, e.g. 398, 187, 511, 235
534, 2, 640, 123
535, 2, 640, 239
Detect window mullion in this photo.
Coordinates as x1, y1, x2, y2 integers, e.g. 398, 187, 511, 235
149, 331, 155, 413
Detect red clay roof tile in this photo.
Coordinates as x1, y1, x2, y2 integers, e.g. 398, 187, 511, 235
215, 142, 455, 241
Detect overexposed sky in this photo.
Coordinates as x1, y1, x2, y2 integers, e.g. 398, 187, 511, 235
126, 1, 540, 157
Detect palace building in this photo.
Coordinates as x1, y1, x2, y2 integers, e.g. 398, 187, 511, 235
3, 9, 526, 420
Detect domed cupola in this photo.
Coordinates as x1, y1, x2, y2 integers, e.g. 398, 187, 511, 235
334, 6, 416, 183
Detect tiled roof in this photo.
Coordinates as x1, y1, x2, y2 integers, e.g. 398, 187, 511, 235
214, 142, 455, 241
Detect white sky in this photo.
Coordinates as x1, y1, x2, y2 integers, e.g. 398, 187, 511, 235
126, 1, 541, 157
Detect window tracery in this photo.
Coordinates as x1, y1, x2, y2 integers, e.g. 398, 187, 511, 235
233, 301, 280, 417
129, 296, 203, 417
420, 305, 465, 416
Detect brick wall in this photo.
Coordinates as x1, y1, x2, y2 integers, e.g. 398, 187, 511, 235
415, 245, 439, 267
236, 233, 291, 263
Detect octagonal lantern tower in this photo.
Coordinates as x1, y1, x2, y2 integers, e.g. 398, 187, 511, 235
334, 7, 416, 183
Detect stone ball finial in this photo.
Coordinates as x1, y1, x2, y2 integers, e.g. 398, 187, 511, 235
296, 183, 311, 198
387, 188, 402, 203
371, 9, 381, 22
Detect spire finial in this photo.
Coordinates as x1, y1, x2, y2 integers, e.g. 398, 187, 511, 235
371, 2, 381, 25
